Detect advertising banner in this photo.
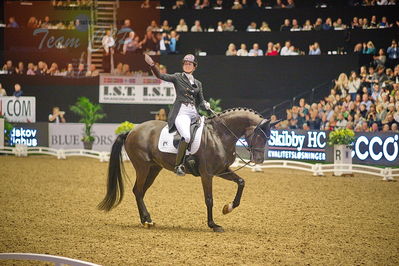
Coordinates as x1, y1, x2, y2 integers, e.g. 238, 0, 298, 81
49, 123, 119, 152
9, 122, 49, 147
0, 97, 36, 123
99, 75, 176, 104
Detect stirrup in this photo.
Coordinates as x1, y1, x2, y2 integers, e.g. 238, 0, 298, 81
175, 164, 186, 176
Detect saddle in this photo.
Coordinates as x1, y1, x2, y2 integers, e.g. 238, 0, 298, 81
172, 117, 201, 151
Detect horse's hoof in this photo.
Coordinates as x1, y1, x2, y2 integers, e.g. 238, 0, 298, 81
213, 226, 224, 233
222, 203, 233, 215
142, 221, 155, 228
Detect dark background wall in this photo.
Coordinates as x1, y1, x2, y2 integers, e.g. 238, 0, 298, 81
0, 55, 359, 123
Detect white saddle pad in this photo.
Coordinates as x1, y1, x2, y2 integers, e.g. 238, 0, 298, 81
158, 116, 205, 155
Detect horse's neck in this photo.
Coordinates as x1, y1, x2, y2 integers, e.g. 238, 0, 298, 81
211, 111, 260, 143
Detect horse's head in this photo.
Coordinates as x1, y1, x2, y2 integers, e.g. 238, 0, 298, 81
245, 119, 280, 164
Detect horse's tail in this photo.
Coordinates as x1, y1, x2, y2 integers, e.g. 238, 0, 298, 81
97, 132, 129, 212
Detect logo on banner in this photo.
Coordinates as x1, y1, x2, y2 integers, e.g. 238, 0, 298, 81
353, 135, 399, 162
9, 127, 38, 146
0, 97, 36, 123
267, 130, 327, 161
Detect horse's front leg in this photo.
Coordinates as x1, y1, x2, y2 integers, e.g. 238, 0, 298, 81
217, 169, 245, 215
200, 175, 224, 232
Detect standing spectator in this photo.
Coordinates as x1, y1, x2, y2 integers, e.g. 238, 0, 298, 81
348, 71, 361, 100
280, 41, 291, 56
86, 64, 99, 77
224, 19, 235, 32
0, 83, 7, 96
237, 43, 248, 56
7, 17, 19, 28
226, 43, 237, 56
190, 20, 203, 32
102, 30, 115, 73
49, 107, 66, 123
121, 19, 133, 32
387, 40, 399, 67
140, 30, 158, 53
169, 31, 179, 54
13, 84, 23, 97
159, 32, 171, 55
373, 48, 386, 66
176, 19, 188, 32
248, 43, 263, 56
363, 41, 376, 54
76, 63, 86, 77
280, 19, 291, 31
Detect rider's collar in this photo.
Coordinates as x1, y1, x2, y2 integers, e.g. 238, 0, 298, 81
183, 72, 195, 85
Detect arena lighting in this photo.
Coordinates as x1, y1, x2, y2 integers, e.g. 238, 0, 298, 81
354, 135, 399, 162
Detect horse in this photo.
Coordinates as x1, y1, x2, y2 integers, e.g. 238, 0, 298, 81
98, 108, 277, 232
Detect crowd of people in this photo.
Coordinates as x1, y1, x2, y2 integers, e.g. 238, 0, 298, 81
6, 16, 85, 30
225, 41, 320, 56
280, 61, 399, 132
1, 60, 100, 77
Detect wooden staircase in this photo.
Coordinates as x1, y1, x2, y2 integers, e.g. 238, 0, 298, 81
88, 0, 118, 73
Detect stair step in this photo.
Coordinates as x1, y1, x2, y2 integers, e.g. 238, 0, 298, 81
91, 59, 103, 62
96, 1, 115, 4
97, 7, 115, 10
96, 12, 114, 15
92, 54, 104, 57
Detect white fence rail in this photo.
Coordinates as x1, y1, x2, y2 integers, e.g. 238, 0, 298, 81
0, 146, 396, 181
0, 253, 100, 266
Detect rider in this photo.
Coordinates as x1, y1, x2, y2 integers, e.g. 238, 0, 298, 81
144, 54, 211, 176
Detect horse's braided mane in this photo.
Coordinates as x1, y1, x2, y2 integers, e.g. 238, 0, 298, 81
206, 107, 263, 122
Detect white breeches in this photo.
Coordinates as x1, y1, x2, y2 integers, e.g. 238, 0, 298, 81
175, 103, 199, 143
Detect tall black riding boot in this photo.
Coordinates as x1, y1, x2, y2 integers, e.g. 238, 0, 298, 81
175, 138, 189, 176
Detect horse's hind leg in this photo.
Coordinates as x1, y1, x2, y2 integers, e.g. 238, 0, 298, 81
133, 164, 161, 227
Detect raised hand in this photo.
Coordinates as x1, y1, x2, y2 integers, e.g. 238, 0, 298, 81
144, 54, 155, 66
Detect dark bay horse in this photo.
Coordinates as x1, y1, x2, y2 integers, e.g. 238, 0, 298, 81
98, 108, 276, 232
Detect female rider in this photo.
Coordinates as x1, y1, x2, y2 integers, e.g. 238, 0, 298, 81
144, 54, 210, 176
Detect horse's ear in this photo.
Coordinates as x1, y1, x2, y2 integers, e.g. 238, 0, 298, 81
270, 120, 281, 128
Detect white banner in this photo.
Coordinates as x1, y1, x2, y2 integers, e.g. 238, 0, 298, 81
99, 74, 176, 104
0, 118, 4, 148
0, 97, 36, 123
49, 123, 119, 152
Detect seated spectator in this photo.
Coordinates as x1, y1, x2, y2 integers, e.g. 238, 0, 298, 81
379, 16, 390, 28
362, 18, 369, 29
161, 20, 172, 32
49, 107, 66, 123
15, 62, 25, 75
113, 63, 123, 75
265, 42, 276, 56
216, 21, 224, 32
85, 64, 99, 77
274, 0, 284, 8
336, 113, 348, 128
141, 0, 151, 8
363, 41, 376, 54
226, 43, 237, 56
387, 40, 399, 60
213, 0, 224, 9
194, 0, 210, 9
333, 18, 347, 30
253, 0, 265, 9
290, 19, 301, 31
27, 63, 36, 76
247, 22, 257, 31
285, 0, 295, 8
173, 0, 186, 9
121, 19, 133, 32
392, 123, 399, 132
248, 43, 263, 56
155, 108, 167, 121
280, 41, 291, 56
369, 15, 378, 28
27, 17, 39, 29
232, 0, 244, 9
121, 64, 132, 76
191, 20, 203, 32
237, 43, 248, 56
314, 18, 323, 31
0, 83, 7, 96
280, 19, 291, 31
302, 20, 313, 31
224, 19, 235, 32
140, 30, 158, 53
47, 62, 60, 76
351, 17, 361, 29
65, 64, 75, 77
2, 60, 14, 74
309, 42, 321, 55
7, 17, 19, 28
147, 20, 160, 32
322, 18, 333, 31
176, 19, 188, 32
361, 93, 372, 110
260, 21, 271, 32
40, 16, 52, 29
76, 63, 86, 77
13, 84, 23, 97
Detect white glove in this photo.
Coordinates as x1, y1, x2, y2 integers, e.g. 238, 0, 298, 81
144, 54, 155, 66
204, 101, 211, 110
